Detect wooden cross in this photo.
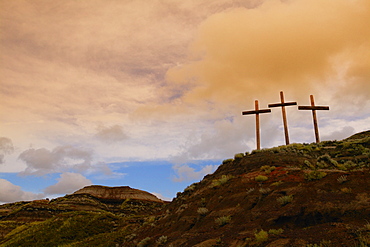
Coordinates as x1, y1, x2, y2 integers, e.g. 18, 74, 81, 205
268, 91, 297, 145
242, 100, 271, 150
298, 95, 329, 143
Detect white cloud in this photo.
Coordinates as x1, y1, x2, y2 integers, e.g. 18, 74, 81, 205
322, 126, 355, 141
95, 125, 128, 143
0, 137, 14, 164
18, 145, 110, 176
172, 163, 218, 182
44, 172, 92, 195
0, 179, 44, 203
151, 192, 172, 202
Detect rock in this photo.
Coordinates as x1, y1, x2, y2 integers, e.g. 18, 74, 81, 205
72, 185, 163, 202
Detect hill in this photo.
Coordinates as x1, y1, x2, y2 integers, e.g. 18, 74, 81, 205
0, 130, 369, 246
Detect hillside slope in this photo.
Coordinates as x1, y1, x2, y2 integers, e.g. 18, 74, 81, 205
0, 130, 369, 246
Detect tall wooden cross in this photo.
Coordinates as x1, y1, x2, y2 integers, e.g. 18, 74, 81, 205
298, 95, 329, 143
268, 91, 297, 145
242, 100, 271, 150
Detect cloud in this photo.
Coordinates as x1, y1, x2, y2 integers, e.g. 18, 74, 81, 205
95, 125, 128, 143
322, 126, 355, 141
151, 192, 172, 202
166, 0, 370, 110
44, 172, 92, 195
0, 137, 14, 164
172, 118, 252, 162
0, 179, 44, 203
172, 163, 218, 182
18, 145, 109, 175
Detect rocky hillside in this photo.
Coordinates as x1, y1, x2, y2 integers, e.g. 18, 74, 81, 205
0, 130, 369, 246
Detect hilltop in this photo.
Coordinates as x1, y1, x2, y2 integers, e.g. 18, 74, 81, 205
0, 130, 369, 246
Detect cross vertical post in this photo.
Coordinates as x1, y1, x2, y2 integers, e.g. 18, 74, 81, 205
298, 95, 329, 143
242, 100, 271, 150
268, 91, 297, 145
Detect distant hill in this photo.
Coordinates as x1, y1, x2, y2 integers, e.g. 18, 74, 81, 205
0, 130, 369, 246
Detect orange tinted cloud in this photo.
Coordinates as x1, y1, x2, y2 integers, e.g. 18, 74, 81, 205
167, 0, 370, 108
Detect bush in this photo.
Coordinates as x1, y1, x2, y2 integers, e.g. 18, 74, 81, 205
234, 153, 245, 159
222, 158, 234, 164
271, 181, 283, 187
255, 175, 268, 182
212, 175, 232, 187
215, 216, 231, 226
156, 235, 167, 245
305, 170, 327, 181
254, 229, 268, 243
303, 160, 315, 170
137, 237, 151, 247
337, 175, 348, 184
277, 195, 293, 205
260, 165, 276, 173
197, 207, 209, 215
268, 228, 284, 235
259, 188, 271, 194
317, 154, 339, 168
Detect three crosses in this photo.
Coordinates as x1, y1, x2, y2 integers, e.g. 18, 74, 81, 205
242, 91, 329, 150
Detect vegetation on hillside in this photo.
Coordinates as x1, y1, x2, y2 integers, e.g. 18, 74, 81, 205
0, 130, 369, 246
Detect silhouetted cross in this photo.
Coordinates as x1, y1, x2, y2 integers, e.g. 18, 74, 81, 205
298, 95, 329, 143
268, 91, 297, 145
242, 100, 271, 150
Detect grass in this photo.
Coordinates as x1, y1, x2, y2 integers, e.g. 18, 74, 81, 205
197, 207, 209, 215
255, 175, 268, 182
254, 229, 268, 243
277, 195, 293, 205
260, 165, 276, 173
215, 216, 231, 226
212, 175, 233, 187
268, 228, 284, 235
305, 170, 327, 181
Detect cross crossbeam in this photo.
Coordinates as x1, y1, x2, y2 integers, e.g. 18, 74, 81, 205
268, 91, 297, 145
242, 100, 271, 150
298, 95, 329, 143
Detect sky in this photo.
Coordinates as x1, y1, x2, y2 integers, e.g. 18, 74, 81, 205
1, 0, 369, 203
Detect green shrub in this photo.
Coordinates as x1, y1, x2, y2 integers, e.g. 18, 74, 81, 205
268, 228, 284, 235
197, 207, 209, 215
234, 153, 245, 159
255, 175, 268, 182
305, 170, 327, 181
259, 187, 271, 194
303, 160, 315, 170
254, 229, 268, 243
260, 165, 276, 173
215, 216, 231, 226
344, 160, 357, 170
317, 154, 339, 168
222, 158, 234, 164
271, 181, 283, 187
137, 237, 151, 247
337, 175, 348, 184
156, 235, 168, 245
212, 175, 232, 187
277, 195, 293, 205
